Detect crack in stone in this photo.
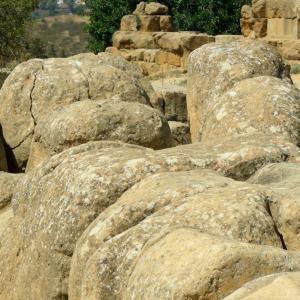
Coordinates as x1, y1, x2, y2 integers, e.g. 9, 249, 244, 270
29, 70, 40, 127
11, 130, 34, 150
266, 198, 287, 250
74, 62, 91, 100
12, 62, 44, 151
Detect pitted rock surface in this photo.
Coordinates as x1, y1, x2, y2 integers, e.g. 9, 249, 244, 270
71, 170, 282, 300
122, 230, 300, 300
200, 76, 300, 145
187, 40, 290, 142
0, 132, 299, 299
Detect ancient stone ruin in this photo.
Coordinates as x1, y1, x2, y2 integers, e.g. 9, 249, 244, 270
241, 0, 300, 60
1, 2, 300, 300
107, 1, 215, 76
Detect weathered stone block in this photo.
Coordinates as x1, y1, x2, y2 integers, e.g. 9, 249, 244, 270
215, 35, 245, 43
145, 2, 168, 15
268, 18, 300, 39
113, 31, 157, 49
265, 0, 299, 19
133, 2, 168, 16
168, 121, 191, 145
109, 47, 145, 61
151, 76, 187, 122
154, 32, 215, 54
138, 15, 161, 32
252, 0, 266, 18
267, 39, 300, 60
143, 49, 159, 63
133, 1, 146, 15
155, 51, 182, 67
120, 15, 138, 31
160, 15, 174, 31
253, 18, 268, 37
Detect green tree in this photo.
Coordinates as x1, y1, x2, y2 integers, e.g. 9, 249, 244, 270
0, 0, 37, 66
47, 0, 58, 16
86, 0, 251, 53
65, 0, 75, 13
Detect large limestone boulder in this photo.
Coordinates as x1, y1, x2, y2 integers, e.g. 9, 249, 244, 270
121, 230, 300, 300
70, 170, 282, 299
0, 53, 158, 170
0, 133, 299, 299
26, 100, 172, 171
200, 76, 300, 145
0, 142, 155, 300
249, 163, 300, 250
187, 40, 290, 142
224, 272, 300, 300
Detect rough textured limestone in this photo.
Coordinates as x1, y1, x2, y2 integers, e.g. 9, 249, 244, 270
224, 272, 300, 300
241, 0, 300, 59
201, 76, 300, 145
0, 172, 24, 209
187, 40, 291, 142
70, 170, 282, 300
0, 207, 13, 237
249, 163, 300, 250
168, 121, 191, 146
119, 230, 300, 300
0, 53, 158, 170
1, 132, 299, 299
151, 75, 187, 122
144, 2, 168, 15
240, 4, 267, 38
27, 100, 172, 171
134, 2, 169, 16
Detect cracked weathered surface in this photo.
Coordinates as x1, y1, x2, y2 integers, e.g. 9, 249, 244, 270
26, 99, 172, 171
0, 53, 159, 170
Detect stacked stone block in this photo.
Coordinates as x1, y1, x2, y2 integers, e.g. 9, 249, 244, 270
107, 2, 215, 76
241, 0, 300, 60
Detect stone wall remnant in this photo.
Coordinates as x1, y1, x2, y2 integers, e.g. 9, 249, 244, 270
241, 0, 300, 60
107, 2, 215, 76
